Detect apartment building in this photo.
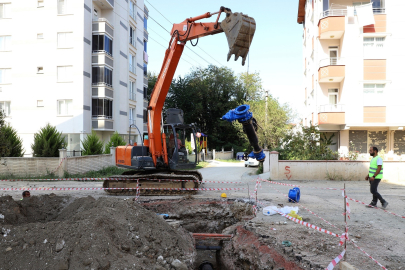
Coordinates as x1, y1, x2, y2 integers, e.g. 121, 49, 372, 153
0, 0, 149, 156
298, 0, 405, 159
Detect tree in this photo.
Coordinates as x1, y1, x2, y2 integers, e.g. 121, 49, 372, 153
104, 131, 127, 154
2, 125, 25, 157
278, 123, 338, 160
0, 109, 10, 158
31, 124, 66, 157
82, 131, 104, 156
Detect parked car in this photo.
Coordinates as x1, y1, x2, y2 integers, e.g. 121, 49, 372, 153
245, 157, 259, 167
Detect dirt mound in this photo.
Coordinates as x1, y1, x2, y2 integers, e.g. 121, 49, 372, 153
0, 195, 196, 270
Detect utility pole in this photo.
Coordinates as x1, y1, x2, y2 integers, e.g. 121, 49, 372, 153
264, 89, 269, 149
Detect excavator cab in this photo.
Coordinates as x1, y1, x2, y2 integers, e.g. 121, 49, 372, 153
163, 108, 198, 170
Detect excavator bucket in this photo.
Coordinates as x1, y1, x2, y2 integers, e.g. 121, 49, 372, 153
221, 12, 256, 66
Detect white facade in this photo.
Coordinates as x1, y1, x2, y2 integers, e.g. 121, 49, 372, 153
0, 0, 149, 156
299, 0, 405, 158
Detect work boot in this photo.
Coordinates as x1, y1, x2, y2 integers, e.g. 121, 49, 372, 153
381, 201, 389, 209
366, 201, 377, 208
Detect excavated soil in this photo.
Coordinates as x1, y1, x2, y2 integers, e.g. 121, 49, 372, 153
0, 195, 195, 270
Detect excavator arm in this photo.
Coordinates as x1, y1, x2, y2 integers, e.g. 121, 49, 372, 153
147, 7, 256, 168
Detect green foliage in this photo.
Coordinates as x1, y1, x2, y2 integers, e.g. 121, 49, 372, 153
82, 131, 104, 156
0, 109, 10, 158
233, 95, 292, 151
278, 123, 338, 160
185, 140, 193, 155
149, 65, 250, 151
2, 125, 25, 157
104, 131, 127, 154
31, 124, 66, 157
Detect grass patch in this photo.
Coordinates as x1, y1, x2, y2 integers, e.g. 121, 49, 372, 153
215, 159, 242, 163
0, 166, 130, 181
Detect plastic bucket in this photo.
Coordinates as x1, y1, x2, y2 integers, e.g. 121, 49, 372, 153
288, 187, 301, 203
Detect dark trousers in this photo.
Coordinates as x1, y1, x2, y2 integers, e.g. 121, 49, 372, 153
369, 178, 385, 203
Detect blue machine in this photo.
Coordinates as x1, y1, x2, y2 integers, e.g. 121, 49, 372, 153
288, 187, 300, 203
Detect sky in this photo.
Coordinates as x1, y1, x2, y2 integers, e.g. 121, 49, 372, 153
144, 0, 304, 119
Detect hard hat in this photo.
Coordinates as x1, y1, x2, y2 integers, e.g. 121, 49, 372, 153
221, 193, 227, 198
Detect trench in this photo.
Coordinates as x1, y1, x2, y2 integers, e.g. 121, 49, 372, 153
0, 195, 304, 270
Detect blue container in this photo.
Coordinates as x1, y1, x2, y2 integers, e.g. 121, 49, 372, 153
288, 187, 300, 203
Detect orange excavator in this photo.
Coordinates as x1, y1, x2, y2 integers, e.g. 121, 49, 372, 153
104, 7, 256, 195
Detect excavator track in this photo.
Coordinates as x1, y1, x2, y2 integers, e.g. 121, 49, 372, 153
103, 170, 203, 196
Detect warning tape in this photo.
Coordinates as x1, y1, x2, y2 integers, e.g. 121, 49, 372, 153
346, 196, 405, 219
275, 209, 340, 238
349, 241, 387, 270
326, 249, 346, 270
259, 178, 343, 191
265, 183, 344, 232
0, 187, 247, 191
0, 178, 242, 184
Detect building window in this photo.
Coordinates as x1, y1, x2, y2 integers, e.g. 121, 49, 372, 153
129, 54, 136, 74
37, 100, 44, 107
129, 107, 135, 126
57, 66, 73, 82
130, 27, 136, 47
0, 3, 11, 19
0, 68, 11, 84
57, 0, 71, 15
92, 66, 113, 87
129, 1, 135, 19
143, 64, 147, 76
144, 41, 147, 52
57, 99, 72, 116
328, 89, 338, 105
58, 32, 73, 48
37, 33, 43, 39
92, 98, 113, 119
363, 37, 385, 49
0, 36, 11, 51
92, 34, 113, 56
38, 0, 44, 8
363, 84, 385, 106
0, 101, 10, 116
143, 86, 147, 99
129, 81, 136, 101
144, 16, 147, 30
37, 67, 44, 74
143, 109, 147, 123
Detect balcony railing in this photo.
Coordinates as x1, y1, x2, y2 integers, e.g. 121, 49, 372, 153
319, 104, 345, 113
320, 8, 385, 19
129, 91, 136, 101
319, 57, 345, 67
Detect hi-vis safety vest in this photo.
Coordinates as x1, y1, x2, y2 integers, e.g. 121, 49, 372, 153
369, 156, 383, 179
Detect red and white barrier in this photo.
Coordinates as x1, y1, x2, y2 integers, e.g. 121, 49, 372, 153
0, 178, 242, 184
326, 249, 346, 270
346, 196, 405, 219
259, 178, 342, 191
0, 187, 247, 191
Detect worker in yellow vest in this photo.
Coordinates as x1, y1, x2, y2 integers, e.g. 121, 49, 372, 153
365, 146, 388, 209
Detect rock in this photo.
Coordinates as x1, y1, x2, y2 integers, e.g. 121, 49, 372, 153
23, 243, 28, 250
154, 265, 166, 270
121, 244, 130, 252
99, 260, 110, 270
6, 247, 12, 252
11, 242, 19, 247
355, 235, 361, 239
58, 260, 69, 270
55, 240, 65, 252
171, 259, 188, 270
157, 255, 164, 264
29, 240, 36, 245
142, 246, 150, 252
82, 258, 92, 266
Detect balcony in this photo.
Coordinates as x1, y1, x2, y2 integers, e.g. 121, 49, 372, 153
92, 86, 113, 98
93, 0, 114, 10
144, 30, 148, 41
318, 104, 345, 125
318, 58, 345, 83
143, 51, 148, 64
318, 15, 345, 40
92, 19, 114, 36
92, 53, 113, 67
92, 119, 114, 130
129, 91, 136, 101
